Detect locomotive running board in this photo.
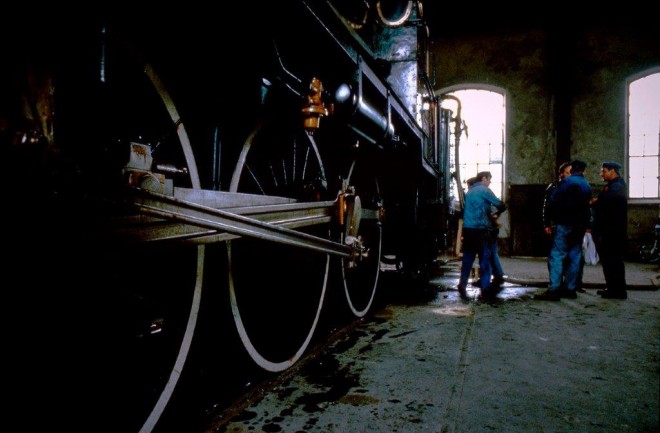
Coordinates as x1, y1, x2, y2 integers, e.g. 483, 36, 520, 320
108, 187, 353, 258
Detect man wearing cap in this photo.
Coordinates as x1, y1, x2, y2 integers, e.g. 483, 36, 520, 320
536, 160, 592, 301
591, 161, 628, 299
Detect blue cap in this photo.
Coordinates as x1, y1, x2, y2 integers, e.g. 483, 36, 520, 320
602, 161, 622, 170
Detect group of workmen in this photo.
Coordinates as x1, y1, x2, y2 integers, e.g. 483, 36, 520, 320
456, 160, 628, 301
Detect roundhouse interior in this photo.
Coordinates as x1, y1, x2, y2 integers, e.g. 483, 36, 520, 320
2, 2, 658, 433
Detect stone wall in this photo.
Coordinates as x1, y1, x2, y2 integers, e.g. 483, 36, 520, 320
431, 25, 660, 257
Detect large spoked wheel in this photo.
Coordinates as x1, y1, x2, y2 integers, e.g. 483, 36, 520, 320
53, 30, 205, 433
130, 66, 204, 433
228, 119, 330, 372
339, 159, 383, 317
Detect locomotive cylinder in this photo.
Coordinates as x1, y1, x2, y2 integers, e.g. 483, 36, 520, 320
335, 83, 395, 143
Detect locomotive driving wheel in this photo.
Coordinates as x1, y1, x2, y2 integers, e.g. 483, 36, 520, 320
48, 28, 206, 433
129, 108, 204, 433
339, 159, 383, 317
228, 118, 331, 372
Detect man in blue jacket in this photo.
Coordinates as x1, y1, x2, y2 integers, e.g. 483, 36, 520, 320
457, 171, 506, 300
536, 159, 592, 301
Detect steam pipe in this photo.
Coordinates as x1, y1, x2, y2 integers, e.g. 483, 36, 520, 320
440, 94, 466, 208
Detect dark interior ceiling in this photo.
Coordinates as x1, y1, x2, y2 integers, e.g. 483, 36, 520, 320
421, 3, 652, 39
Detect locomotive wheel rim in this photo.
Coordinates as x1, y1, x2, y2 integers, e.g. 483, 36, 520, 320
139, 246, 204, 433
341, 227, 382, 317
133, 58, 203, 433
227, 119, 330, 372
55, 27, 205, 432
340, 160, 382, 317
227, 242, 330, 372
65, 33, 205, 431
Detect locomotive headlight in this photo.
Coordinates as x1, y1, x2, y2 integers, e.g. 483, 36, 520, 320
335, 83, 356, 108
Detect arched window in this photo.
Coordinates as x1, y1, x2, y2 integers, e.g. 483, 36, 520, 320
627, 69, 660, 201
438, 86, 506, 200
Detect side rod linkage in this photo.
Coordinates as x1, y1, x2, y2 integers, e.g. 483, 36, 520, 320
126, 187, 353, 258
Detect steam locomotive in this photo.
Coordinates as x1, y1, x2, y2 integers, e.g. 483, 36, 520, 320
3, 1, 451, 432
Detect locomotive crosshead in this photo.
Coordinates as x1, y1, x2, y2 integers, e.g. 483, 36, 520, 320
340, 181, 373, 270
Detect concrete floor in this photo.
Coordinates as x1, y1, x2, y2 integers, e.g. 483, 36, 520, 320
209, 257, 659, 433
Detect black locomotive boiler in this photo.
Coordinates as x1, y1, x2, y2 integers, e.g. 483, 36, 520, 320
2, 1, 451, 432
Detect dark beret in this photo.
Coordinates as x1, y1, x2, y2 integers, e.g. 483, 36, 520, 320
570, 159, 587, 172
602, 161, 622, 170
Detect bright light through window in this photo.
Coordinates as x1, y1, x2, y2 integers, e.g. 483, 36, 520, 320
628, 71, 660, 199
442, 88, 506, 201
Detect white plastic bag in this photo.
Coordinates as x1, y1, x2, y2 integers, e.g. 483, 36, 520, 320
582, 232, 599, 265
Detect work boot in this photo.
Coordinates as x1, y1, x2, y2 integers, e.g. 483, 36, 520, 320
559, 289, 577, 299
534, 290, 560, 301
492, 276, 505, 286
456, 286, 470, 300
484, 284, 504, 296
600, 290, 627, 299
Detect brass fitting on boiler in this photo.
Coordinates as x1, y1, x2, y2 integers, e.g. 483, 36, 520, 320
301, 77, 329, 133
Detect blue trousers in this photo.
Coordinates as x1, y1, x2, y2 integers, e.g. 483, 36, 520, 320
459, 228, 494, 290
548, 224, 584, 292
490, 228, 503, 279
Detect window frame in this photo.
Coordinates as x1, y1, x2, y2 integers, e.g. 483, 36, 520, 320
625, 67, 660, 204
437, 84, 508, 202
